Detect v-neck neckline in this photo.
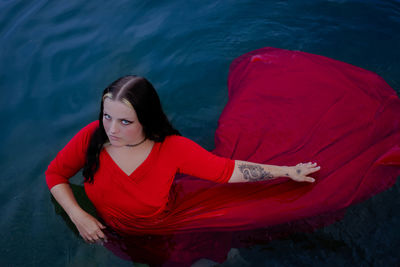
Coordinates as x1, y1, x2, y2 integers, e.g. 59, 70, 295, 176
103, 142, 158, 177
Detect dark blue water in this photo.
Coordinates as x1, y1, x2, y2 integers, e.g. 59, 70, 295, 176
1, 0, 399, 266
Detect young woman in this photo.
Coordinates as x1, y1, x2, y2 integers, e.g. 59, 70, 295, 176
46, 75, 320, 244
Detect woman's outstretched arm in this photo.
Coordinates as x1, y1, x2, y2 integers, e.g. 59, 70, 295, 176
228, 161, 320, 183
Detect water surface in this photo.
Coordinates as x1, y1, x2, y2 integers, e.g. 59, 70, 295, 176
1, 0, 399, 266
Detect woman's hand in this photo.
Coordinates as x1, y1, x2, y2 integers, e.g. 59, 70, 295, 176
70, 210, 108, 244
287, 162, 320, 183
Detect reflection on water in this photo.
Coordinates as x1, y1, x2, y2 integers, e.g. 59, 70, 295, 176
1, 0, 399, 266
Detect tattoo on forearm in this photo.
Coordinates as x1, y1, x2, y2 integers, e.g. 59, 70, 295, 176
238, 164, 274, 182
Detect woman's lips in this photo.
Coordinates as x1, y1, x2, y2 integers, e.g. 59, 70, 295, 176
109, 135, 120, 141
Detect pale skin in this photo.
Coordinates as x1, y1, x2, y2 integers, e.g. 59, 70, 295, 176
50, 98, 321, 244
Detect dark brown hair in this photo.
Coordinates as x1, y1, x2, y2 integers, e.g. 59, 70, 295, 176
82, 75, 180, 183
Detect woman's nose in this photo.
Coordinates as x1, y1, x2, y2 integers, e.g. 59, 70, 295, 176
109, 121, 119, 134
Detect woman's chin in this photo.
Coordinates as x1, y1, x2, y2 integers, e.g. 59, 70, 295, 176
108, 140, 125, 147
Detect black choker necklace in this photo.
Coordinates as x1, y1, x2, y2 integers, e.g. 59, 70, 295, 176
126, 137, 147, 147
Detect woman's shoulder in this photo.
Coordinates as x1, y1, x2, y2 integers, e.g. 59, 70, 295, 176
76, 120, 99, 135
84, 120, 99, 131
69, 120, 99, 144
162, 135, 205, 152
158, 135, 198, 160
163, 134, 192, 145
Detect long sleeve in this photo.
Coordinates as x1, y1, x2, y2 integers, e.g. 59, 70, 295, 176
171, 136, 235, 184
45, 121, 99, 189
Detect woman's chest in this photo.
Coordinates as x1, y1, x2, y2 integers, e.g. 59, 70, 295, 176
85, 153, 177, 217
104, 144, 153, 176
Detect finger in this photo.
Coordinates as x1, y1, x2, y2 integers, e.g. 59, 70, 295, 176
305, 165, 320, 172
311, 166, 321, 172
85, 236, 95, 243
88, 233, 99, 243
93, 236, 103, 245
86, 229, 99, 242
304, 176, 315, 183
96, 223, 108, 242
81, 233, 90, 243
97, 221, 106, 229
89, 235, 102, 244
96, 229, 108, 243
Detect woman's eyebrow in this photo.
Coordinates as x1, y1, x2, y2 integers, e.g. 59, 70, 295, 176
104, 112, 134, 121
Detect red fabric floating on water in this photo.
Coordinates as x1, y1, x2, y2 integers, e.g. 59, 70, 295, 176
105, 47, 400, 265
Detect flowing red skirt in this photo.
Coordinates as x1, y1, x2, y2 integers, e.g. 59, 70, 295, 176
104, 47, 400, 266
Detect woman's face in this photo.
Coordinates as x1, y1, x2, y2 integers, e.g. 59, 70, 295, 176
102, 98, 145, 147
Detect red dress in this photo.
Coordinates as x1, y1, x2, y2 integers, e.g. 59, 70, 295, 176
46, 121, 235, 233
46, 47, 400, 266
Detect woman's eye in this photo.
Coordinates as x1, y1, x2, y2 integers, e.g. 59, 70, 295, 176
121, 120, 131, 125
104, 114, 111, 120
